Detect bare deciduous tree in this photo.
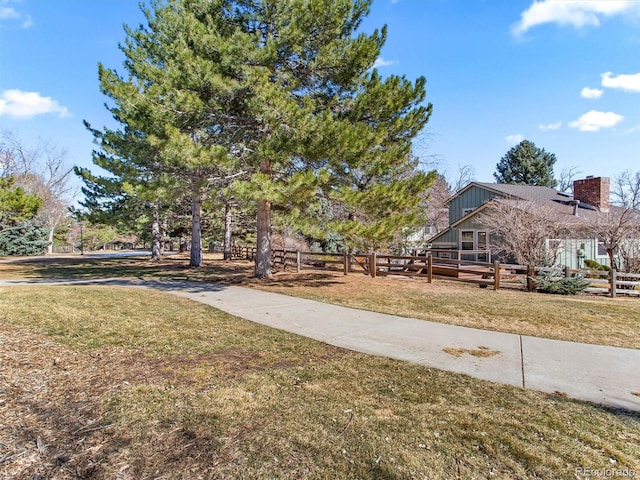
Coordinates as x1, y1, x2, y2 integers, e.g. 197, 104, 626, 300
582, 170, 640, 272
556, 165, 581, 194
422, 174, 450, 234
421, 165, 475, 237
475, 200, 568, 269
585, 208, 640, 272
448, 164, 475, 194
0, 131, 75, 253
612, 170, 640, 209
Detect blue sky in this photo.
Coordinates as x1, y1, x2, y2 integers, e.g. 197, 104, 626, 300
1, 0, 639, 189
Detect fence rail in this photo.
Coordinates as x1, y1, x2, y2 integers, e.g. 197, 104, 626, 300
564, 268, 640, 297
230, 245, 257, 261
261, 248, 640, 297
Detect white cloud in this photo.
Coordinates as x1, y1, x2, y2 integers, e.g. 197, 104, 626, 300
0, 6, 19, 19
0, 0, 32, 28
539, 121, 562, 131
512, 0, 640, 36
580, 87, 603, 99
601, 72, 640, 92
0, 89, 71, 119
569, 110, 623, 132
372, 57, 395, 69
506, 134, 524, 144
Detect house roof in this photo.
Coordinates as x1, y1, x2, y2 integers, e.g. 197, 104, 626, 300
491, 198, 603, 224
428, 181, 639, 244
472, 182, 571, 203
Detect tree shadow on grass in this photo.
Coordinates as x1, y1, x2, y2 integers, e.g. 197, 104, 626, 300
0, 254, 349, 290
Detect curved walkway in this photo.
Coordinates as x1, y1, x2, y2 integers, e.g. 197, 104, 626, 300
2, 277, 639, 412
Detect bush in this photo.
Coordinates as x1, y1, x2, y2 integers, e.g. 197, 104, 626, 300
532, 274, 591, 295
583, 259, 611, 271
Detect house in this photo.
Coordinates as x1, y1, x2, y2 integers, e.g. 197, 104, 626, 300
428, 176, 633, 269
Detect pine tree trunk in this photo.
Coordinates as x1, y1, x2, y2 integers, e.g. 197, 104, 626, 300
190, 195, 203, 267
160, 217, 168, 257
151, 207, 162, 262
254, 160, 272, 278
224, 200, 232, 261
255, 198, 272, 277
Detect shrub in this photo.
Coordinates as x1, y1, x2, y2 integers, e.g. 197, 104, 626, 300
532, 274, 591, 295
583, 259, 611, 271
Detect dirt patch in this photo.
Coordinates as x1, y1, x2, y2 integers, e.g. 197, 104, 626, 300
442, 346, 501, 358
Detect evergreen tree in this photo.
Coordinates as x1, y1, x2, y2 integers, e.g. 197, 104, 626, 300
0, 176, 43, 221
0, 176, 48, 255
76, 121, 181, 261
88, 0, 434, 276
86, 0, 243, 267
0, 220, 49, 256
238, 0, 433, 272
494, 140, 557, 188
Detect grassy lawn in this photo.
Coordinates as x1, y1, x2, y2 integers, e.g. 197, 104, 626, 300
2, 253, 639, 349
1, 285, 639, 479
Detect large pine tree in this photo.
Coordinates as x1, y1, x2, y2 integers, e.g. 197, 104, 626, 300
87, 0, 242, 267
85, 0, 434, 276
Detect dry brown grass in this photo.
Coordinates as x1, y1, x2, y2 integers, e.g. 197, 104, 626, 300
1, 253, 639, 349
249, 268, 640, 350
1, 286, 639, 479
442, 346, 501, 358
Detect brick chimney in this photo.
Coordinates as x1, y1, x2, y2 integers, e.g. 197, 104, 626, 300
573, 176, 610, 212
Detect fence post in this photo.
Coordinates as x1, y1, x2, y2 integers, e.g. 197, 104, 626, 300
493, 260, 501, 291
527, 265, 536, 292
610, 269, 617, 298
427, 253, 433, 284
343, 253, 349, 275
370, 252, 377, 278
296, 250, 301, 273
564, 265, 571, 278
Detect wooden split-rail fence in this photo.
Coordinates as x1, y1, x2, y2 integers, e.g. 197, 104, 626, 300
229, 246, 640, 297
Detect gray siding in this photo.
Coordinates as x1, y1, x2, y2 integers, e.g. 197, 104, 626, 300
449, 186, 497, 224
430, 228, 457, 247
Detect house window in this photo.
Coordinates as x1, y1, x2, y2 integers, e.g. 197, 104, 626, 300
461, 231, 474, 250
460, 230, 489, 262
462, 207, 474, 217
597, 241, 608, 257
477, 231, 488, 262
546, 239, 564, 253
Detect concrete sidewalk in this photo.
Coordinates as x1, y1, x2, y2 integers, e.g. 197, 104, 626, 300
3, 278, 639, 411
